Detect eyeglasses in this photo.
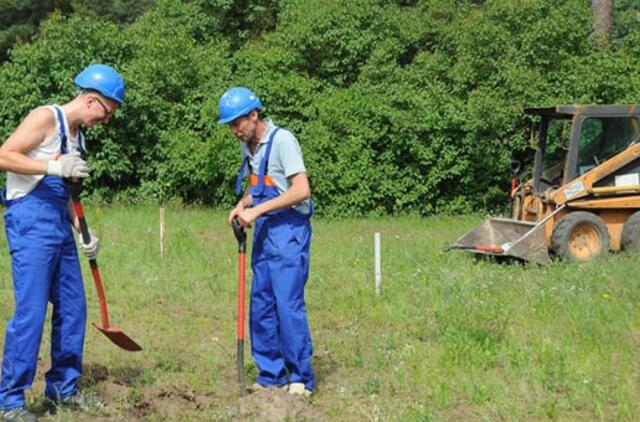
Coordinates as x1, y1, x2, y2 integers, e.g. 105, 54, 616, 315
91, 96, 113, 117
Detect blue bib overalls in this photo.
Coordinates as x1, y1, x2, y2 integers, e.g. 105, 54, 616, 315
0, 106, 87, 409
237, 128, 315, 390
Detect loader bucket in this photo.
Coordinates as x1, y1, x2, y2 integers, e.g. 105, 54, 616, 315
449, 217, 550, 265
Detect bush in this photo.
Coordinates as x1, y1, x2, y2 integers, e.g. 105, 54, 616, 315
1, 0, 640, 216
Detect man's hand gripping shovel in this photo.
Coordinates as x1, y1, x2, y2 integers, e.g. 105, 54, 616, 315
65, 179, 142, 352
231, 217, 247, 396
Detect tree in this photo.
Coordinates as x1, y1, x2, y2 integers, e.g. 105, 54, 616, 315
613, 0, 640, 42
71, 0, 157, 24
0, 0, 157, 63
591, 0, 614, 47
2, 0, 640, 215
0, 0, 72, 62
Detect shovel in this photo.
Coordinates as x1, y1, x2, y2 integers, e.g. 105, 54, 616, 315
65, 180, 142, 352
231, 217, 247, 396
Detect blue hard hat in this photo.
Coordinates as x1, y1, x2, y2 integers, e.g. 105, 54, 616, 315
74, 64, 126, 104
218, 87, 262, 124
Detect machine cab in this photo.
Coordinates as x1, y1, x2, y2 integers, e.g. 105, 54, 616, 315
525, 106, 640, 194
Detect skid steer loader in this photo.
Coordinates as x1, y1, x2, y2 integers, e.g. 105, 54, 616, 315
450, 105, 640, 264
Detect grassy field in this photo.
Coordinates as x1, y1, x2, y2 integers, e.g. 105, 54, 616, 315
0, 204, 638, 421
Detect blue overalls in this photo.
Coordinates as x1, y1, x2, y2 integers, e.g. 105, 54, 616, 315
236, 128, 315, 390
0, 106, 87, 409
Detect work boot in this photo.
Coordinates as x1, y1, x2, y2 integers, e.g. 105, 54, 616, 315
46, 392, 105, 412
288, 382, 312, 398
0, 407, 38, 422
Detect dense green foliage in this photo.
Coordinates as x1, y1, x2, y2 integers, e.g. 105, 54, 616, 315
1, 0, 640, 215
0, 0, 69, 62
614, 0, 640, 41
0, 0, 156, 62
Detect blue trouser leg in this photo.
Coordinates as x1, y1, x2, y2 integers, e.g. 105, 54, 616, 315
270, 257, 314, 390
45, 236, 86, 401
250, 215, 315, 390
250, 257, 288, 386
273, 220, 314, 390
0, 243, 54, 410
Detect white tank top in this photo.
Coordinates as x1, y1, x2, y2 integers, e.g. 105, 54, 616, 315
5, 105, 84, 200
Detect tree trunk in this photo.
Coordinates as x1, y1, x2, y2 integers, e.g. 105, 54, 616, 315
591, 0, 613, 47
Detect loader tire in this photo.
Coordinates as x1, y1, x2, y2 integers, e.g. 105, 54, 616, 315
551, 211, 609, 261
621, 211, 640, 252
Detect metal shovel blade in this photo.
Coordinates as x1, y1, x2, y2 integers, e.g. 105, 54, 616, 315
449, 217, 550, 264
92, 323, 143, 351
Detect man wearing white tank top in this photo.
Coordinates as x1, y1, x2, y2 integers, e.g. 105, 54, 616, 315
0, 64, 125, 422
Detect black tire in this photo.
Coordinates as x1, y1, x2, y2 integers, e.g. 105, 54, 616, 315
551, 211, 610, 261
621, 210, 640, 252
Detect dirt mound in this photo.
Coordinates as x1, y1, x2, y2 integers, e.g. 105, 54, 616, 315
81, 364, 217, 420
81, 363, 141, 407
133, 385, 216, 420
236, 388, 321, 422
27, 362, 321, 420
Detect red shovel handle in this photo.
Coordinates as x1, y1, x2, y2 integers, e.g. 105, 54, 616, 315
237, 252, 246, 341
65, 179, 112, 329
71, 199, 111, 329
232, 217, 247, 396
64, 179, 142, 352
237, 251, 246, 396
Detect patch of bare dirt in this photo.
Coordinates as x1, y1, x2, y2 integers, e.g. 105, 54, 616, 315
235, 388, 321, 422
132, 385, 216, 420
25, 361, 324, 420
81, 363, 141, 407
80, 364, 217, 419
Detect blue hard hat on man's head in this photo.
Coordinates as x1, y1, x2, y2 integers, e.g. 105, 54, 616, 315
74, 64, 126, 104
218, 87, 262, 124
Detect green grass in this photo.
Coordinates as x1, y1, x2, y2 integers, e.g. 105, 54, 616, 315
0, 205, 638, 421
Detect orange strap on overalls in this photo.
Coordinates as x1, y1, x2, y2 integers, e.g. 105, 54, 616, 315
249, 174, 276, 187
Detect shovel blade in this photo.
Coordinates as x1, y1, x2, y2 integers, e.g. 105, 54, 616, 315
450, 217, 550, 265
93, 323, 142, 352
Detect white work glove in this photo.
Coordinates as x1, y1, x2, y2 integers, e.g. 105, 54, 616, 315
78, 229, 100, 260
46, 151, 90, 178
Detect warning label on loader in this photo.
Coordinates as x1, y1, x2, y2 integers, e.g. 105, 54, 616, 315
564, 180, 585, 200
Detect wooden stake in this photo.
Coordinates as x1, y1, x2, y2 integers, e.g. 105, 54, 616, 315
374, 232, 381, 295
160, 205, 166, 258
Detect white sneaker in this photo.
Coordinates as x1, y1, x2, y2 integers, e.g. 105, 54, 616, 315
288, 382, 312, 398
